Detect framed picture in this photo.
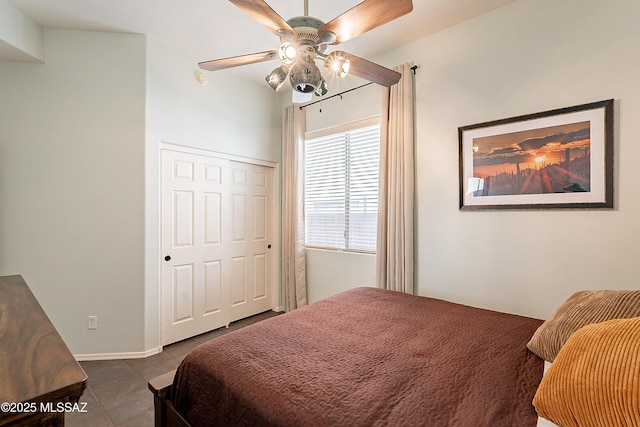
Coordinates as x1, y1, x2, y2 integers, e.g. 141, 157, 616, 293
458, 99, 614, 210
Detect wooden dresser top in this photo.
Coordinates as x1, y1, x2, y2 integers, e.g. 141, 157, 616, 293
0, 275, 87, 414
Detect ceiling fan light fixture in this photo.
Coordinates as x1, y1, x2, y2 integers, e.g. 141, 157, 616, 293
278, 42, 297, 65
337, 58, 350, 78
292, 90, 313, 104
289, 53, 322, 93
325, 52, 350, 78
315, 78, 328, 97
265, 66, 288, 91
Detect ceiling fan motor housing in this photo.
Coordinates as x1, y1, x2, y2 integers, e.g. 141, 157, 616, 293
285, 16, 328, 54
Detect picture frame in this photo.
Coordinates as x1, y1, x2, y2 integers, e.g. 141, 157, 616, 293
458, 99, 614, 210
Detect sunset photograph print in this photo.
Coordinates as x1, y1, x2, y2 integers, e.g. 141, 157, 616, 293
471, 121, 591, 197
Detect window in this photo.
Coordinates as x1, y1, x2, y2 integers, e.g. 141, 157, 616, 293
304, 118, 380, 252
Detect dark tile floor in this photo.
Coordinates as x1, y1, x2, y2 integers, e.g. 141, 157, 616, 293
67, 311, 280, 427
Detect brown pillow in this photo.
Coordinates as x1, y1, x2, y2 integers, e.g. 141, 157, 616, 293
527, 290, 640, 362
533, 317, 640, 427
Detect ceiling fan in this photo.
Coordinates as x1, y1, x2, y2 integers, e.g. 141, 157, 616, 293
198, 0, 413, 103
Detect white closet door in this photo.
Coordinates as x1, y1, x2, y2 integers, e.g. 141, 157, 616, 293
228, 161, 275, 322
161, 148, 275, 346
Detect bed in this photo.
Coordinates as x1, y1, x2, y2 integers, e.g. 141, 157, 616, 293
150, 287, 547, 426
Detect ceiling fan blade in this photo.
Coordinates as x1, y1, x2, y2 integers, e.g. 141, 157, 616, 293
198, 50, 278, 72
338, 52, 401, 87
319, 0, 413, 45
229, 0, 294, 36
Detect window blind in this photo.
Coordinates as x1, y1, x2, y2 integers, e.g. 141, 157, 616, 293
305, 123, 380, 252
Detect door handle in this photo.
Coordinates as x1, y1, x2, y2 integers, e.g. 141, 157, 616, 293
267, 244, 272, 249
164, 255, 171, 261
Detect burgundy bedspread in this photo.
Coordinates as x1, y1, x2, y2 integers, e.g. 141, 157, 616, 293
172, 287, 544, 427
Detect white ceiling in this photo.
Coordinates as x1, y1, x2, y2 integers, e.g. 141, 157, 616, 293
6, 0, 518, 84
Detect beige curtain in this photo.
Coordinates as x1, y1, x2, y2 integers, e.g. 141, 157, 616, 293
281, 105, 308, 311
376, 63, 415, 294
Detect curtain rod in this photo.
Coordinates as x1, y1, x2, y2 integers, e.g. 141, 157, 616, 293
299, 82, 373, 110
298, 65, 418, 110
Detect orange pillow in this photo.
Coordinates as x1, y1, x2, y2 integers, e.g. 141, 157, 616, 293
533, 317, 640, 427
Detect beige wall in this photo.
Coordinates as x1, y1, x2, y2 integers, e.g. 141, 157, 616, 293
0, 30, 147, 355
378, 0, 640, 319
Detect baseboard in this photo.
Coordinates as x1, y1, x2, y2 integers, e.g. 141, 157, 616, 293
74, 346, 162, 362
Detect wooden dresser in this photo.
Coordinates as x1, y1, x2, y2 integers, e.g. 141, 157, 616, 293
0, 275, 87, 426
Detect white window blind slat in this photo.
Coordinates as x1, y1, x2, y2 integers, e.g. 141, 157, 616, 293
304, 122, 380, 252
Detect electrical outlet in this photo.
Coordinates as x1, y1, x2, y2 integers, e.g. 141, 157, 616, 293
88, 316, 98, 330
